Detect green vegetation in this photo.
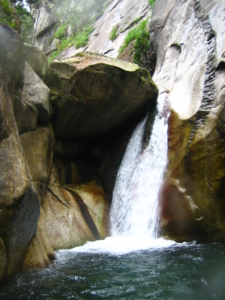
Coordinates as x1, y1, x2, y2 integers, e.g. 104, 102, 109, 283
148, 0, 155, 8
15, 3, 33, 42
0, 0, 34, 42
0, 0, 18, 30
53, 24, 68, 39
110, 24, 119, 41
48, 25, 94, 63
48, 0, 109, 62
118, 19, 150, 65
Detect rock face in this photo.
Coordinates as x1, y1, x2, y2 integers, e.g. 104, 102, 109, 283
0, 24, 40, 277
151, 0, 225, 241
44, 52, 158, 138
30, 0, 152, 59
23, 43, 48, 78
85, 0, 152, 57
1, 3, 158, 277
23, 167, 109, 269
0, 24, 113, 281
31, 0, 57, 53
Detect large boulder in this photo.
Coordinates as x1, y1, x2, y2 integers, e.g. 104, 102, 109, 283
44, 52, 158, 138
151, 0, 225, 241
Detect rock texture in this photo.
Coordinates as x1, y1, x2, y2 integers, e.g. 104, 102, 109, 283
0, 24, 113, 280
24, 43, 48, 78
0, 24, 40, 277
30, 0, 152, 59
31, 0, 57, 53
44, 52, 158, 138
151, 0, 225, 241
23, 166, 109, 269
84, 0, 152, 57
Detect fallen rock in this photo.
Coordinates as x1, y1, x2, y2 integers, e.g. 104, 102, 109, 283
44, 52, 158, 138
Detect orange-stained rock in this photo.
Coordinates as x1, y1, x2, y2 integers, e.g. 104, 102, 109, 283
24, 166, 110, 269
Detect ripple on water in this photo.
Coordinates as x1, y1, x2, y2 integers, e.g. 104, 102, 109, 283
0, 242, 225, 299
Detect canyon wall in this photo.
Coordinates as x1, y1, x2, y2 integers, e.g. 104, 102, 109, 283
151, 0, 225, 241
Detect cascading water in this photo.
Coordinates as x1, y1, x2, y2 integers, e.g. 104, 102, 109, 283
70, 93, 175, 254
110, 93, 170, 239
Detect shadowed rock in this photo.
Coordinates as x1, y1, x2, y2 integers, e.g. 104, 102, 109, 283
44, 52, 158, 138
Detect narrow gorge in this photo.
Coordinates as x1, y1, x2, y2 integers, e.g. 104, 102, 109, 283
0, 0, 225, 298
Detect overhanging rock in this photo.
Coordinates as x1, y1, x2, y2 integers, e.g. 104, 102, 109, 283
44, 52, 158, 138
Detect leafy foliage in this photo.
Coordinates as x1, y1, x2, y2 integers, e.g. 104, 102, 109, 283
53, 24, 68, 39
48, 25, 94, 63
110, 24, 119, 41
0, 0, 18, 30
15, 3, 33, 42
119, 19, 150, 65
0, 0, 33, 42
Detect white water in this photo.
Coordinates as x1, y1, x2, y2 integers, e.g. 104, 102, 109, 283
111, 93, 170, 239
66, 93, 175, 255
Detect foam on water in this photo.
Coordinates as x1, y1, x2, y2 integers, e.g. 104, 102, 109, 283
58, 237, 194, 256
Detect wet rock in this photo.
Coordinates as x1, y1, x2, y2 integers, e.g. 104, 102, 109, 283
23, 208, 55, 270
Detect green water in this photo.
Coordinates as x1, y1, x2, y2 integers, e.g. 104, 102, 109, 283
0, 242, 225, 299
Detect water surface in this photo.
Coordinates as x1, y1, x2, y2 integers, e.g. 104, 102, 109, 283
1, 241, 224, 299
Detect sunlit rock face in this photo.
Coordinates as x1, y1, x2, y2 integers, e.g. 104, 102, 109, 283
44, 52, 158, 138
151, 0, 225, 241
85, 0, 151, 57
23, 166, 109, 270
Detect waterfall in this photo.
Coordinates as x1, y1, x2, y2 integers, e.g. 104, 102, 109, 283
70, 94, 175, 254
110, 93, 170, 239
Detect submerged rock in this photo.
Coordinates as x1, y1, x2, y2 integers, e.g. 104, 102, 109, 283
44, 52, 158, 138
